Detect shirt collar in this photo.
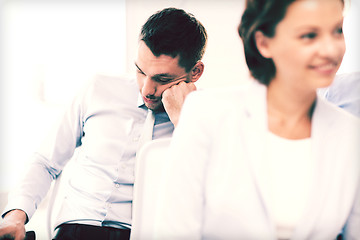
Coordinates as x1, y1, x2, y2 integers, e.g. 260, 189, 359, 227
137, 92, 172, 120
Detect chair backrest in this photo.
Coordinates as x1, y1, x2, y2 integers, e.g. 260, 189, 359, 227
130, 138, 172, 240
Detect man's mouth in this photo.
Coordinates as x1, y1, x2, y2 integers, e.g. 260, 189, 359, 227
143, 96, 159, 104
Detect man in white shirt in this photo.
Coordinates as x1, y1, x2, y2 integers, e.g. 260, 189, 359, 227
0, 7, 207, 240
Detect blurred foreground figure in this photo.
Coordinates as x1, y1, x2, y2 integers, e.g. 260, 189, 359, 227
154, 1, 359, 239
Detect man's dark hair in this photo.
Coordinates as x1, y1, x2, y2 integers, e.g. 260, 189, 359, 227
140, 7, 207, 72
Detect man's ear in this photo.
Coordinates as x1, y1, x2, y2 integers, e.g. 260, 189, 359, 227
255, 31, 272, 59
189, 61, 204, 83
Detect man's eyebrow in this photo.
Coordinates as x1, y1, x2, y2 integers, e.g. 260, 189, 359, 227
153, 73, 176, 79
134, 62, 177, 79
134, 63, 145, 74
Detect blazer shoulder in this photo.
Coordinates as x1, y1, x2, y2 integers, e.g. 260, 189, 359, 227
188, 81, 264, 110
317, 96, 360, 125
314, 97, 360, 148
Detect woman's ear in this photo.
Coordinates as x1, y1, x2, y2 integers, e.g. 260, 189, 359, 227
189, 61, 204, 83
255, 31, 272, 59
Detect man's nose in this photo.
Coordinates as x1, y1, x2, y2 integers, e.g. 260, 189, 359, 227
142, 77, 157, 97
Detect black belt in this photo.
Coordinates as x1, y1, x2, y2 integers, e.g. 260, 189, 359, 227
53, 223, 131, 240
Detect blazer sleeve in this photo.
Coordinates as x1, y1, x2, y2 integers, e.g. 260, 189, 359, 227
343, 178, 360, 239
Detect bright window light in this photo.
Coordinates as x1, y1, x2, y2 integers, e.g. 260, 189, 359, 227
1, 0, 126, 192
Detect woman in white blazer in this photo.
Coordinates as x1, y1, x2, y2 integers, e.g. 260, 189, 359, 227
154, 0, 360, 239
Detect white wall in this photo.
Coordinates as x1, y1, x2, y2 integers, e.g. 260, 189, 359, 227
0, 0, 126, 192
338, 0, 360, 74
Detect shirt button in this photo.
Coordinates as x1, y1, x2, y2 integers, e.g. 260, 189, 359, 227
115, 183, 120, 188
133, 136, 140, 142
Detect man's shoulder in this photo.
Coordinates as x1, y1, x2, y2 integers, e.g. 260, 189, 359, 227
85, 74, 138, 97
90, 74, 137, 89
76, 74, 139, 108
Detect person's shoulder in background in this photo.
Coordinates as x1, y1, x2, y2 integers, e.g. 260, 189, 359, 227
318, 72, 360, 118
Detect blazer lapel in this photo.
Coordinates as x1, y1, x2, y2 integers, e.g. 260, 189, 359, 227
292, 97, 338, 239
242, 81, 277, 237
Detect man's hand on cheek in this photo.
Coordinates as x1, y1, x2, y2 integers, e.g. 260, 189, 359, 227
162, 81, 197, 127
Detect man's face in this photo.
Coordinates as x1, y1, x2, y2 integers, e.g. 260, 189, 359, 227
135, 41, 191, 111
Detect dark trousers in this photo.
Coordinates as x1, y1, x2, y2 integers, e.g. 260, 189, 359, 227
53, 224, 131, 240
